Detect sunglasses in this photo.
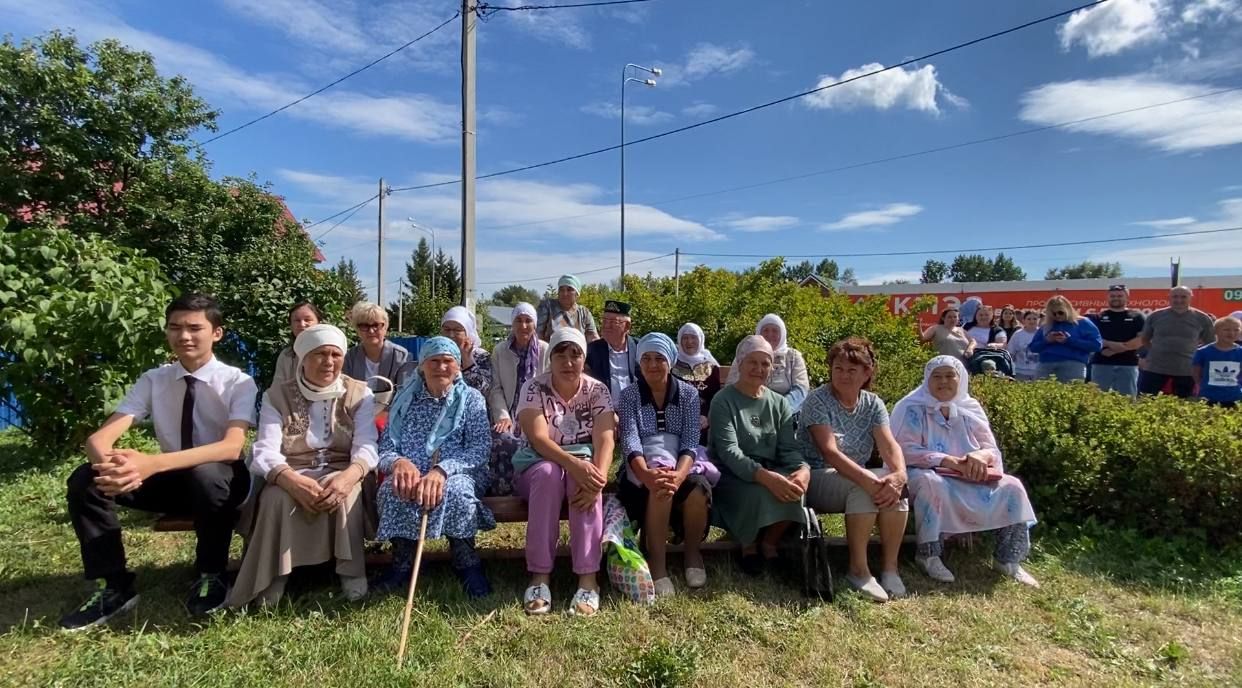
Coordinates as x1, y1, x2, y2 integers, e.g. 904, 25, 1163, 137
1108, 284, 1127, 292
356, 322, 385, 332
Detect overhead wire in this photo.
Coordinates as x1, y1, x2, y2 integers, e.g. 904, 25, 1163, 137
198, 12, 461, 145
388, 0, 1110, 193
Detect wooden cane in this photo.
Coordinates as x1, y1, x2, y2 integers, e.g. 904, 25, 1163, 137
396, 449, 439, 668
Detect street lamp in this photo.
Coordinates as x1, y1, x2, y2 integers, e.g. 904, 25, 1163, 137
621, 63, 659, 288
406, 217, 437, 302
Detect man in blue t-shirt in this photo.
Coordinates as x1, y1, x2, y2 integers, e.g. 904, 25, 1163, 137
1192, 316, 1242, 408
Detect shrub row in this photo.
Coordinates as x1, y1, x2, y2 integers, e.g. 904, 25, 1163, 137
972, 377, 1242, 546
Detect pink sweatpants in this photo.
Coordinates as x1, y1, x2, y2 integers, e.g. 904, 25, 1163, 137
515, 460, 602, 575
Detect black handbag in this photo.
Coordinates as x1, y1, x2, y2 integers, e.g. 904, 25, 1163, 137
799, 506, 834, 601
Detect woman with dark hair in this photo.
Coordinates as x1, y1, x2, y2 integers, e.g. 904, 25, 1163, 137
998, 306, 1020, 340
920, 308, 975, 362
797, 337, 909, 602
271, 301, 324, 387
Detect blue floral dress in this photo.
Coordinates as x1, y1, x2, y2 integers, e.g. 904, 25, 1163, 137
376, 385, 496, 541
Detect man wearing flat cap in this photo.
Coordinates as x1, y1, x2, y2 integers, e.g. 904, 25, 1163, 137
536, 274, 599, 343
586, 300, 639, 405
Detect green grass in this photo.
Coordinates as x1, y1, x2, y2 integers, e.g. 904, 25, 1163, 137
1, 430, 1240, 687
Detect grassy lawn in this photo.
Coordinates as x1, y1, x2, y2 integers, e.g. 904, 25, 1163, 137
1, 430, 1240, 687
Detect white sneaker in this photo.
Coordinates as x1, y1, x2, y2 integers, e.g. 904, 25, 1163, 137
653, 577, 676, 598
879, 571, 907, 599
916, 556, 956, 583
684, 567, 707, 589
996, 562, 1041, 588
846, 574, 889, 603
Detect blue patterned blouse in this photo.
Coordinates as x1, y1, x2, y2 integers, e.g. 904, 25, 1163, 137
616, 374, 702, 461
377, 383, 491, 481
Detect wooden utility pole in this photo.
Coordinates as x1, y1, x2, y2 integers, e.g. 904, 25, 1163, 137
377, 177, 386, 306
460, 1, 477, 309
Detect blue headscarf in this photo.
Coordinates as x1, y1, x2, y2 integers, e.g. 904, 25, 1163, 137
386, 336, 469, 457
637, 332, 678, 367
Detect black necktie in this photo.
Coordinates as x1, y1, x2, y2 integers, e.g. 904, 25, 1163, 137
181, 376, 197, 450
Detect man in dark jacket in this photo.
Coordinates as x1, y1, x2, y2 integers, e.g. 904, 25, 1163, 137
586, 300, 638, 405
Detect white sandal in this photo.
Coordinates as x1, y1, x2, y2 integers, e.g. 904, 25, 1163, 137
684, 567, 707, 589
523, 583, 552, 615
566, 588, 600, 616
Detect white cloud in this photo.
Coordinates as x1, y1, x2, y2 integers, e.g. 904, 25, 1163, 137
218, 0, 370, 54
659, 43, 755, 87
580, 101, 674, 125
1132, 216, 1198, 227
720, 215, 800, 232
682, 102, 719, 118
1102, 197, 1242, 269
803, 63, 964, 114
1058, 0, 1168, 57
495, 0, 590, 49
1019, 75, 1242, 152
3, 0, 460, 142
821, 203, 923, 231
1180, 0, 1242, 24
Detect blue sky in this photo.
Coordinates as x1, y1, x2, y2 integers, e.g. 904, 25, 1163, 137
6, 0, 1242, 299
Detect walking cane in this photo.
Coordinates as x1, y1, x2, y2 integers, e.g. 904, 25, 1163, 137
396, 448, 439, 668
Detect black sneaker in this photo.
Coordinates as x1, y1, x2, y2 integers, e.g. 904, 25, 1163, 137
185, 574, 229, 616
59, 581, 139, 631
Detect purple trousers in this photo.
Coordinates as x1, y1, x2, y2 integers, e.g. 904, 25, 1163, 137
515, 460, 602, 575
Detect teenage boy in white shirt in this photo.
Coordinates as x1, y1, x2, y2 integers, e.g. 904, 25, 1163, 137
61, 294, 257, 630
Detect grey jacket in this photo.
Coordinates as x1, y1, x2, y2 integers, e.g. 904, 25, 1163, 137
344, 340, 413, 390
489, 339, 550, 423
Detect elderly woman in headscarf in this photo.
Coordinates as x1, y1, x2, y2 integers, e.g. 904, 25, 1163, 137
711, 335, 809, 577
228, 324, 378, 607
371, 336, 495, 598
487, 302, 548, 496
891, 355, 1039, 587
617, 333, 717, 597
535, 274, 599, 342
512, 327, 615, 617
441, 305, 493, 396
726, 314, 810, 412
672, 323, 722, 432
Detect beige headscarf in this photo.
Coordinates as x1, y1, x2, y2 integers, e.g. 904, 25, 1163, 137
293, 324, 348, 401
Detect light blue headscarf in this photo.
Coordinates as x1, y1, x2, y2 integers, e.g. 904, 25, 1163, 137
637, 332, 678, 367
558, 274, 582, 294
386, 336, 469, 457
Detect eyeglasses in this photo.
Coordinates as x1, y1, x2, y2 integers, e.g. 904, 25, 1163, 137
1108, 284, 1127, 292
356, 322, 385, 332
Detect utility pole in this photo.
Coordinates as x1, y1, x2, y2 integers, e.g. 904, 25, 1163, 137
396, 280, 404, 333
460, 0, 477, 310
674, 248, 680, 297
377, 177, 386, 307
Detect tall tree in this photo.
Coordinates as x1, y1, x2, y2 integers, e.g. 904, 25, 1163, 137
1045, 261, 1124, 280
781, 260, 815, 282
491, 284, 540, 306
329, 257, 367, 306
839, 267, 858, 285
816, 259, 841, 281
921, 259, 949, 284
949, 253, 1027, 282
433, 249, 460, 303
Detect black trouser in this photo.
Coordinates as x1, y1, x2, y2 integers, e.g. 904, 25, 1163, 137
66, 460, 250, 586
1137, 371, 1196, 398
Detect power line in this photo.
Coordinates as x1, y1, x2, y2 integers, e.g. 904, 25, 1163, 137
313, 195, 377, 241
678, 225, 1242, 260
198, 13, 460, 145
305, 193, 380, 230
478, 0, 657, 13
476, 252, 674, 286
389, 0, 1110, 194
474, 84, 1242, 232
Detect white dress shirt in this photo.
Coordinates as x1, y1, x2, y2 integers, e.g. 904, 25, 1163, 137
115, 356, 257, 453
250, 389, 379, 479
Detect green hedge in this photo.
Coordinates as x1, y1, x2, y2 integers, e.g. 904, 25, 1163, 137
973, 377, 1242, 545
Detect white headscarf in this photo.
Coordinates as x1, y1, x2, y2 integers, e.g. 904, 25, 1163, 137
550, 325, 588, 355
732, 334, 774, 372
676, 323, 719, 367
890, 355, 991, 444
293, 324, 348, 401
442, 305, 481, 349
511, 302, 537, 324
756, 313, 789, 355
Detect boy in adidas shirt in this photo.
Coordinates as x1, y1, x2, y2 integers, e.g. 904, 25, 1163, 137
1192, 316, 1242, 408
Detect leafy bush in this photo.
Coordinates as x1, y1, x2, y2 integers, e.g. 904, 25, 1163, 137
973, 377, 1242, 545
0, 227, 175, 452
577, 260, 929, 403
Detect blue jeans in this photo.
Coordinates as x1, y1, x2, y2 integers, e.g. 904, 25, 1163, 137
1036, 360, 1087, 383
1091, 364, 1139, 397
